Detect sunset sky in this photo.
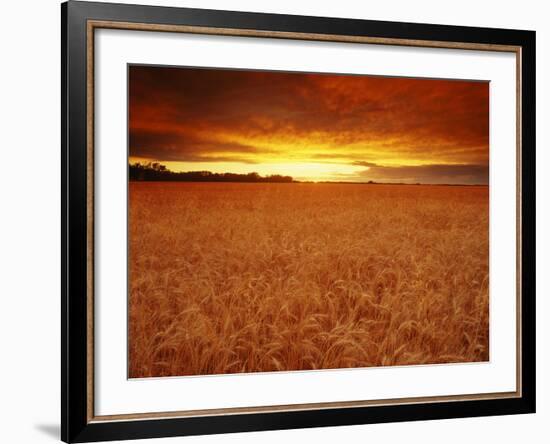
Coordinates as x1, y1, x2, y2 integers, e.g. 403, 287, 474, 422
129, 65, 489, 184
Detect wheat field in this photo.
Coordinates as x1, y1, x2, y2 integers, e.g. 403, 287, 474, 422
128, 182, 489, 378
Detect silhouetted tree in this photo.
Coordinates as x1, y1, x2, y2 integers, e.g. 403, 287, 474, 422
129, 162, 294, 183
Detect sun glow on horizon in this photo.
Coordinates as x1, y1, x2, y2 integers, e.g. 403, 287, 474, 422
129, 157, 370, 182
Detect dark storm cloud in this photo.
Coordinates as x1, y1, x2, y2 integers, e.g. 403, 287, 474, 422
130, 128, 267, 163
353, 161, 489, 185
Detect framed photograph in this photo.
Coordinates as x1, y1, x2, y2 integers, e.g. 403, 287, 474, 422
61, 1, 536, 442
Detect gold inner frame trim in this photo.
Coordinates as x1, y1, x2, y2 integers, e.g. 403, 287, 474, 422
86, 19, 523, 423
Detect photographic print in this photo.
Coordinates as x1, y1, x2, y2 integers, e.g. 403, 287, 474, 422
128, 65, 489, 378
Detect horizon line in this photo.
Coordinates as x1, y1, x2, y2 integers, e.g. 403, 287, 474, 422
128, 163, 488, 187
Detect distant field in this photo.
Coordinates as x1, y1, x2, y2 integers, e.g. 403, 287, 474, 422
128, 182, 489, 378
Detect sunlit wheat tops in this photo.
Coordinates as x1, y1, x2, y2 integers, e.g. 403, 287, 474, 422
128, 183, 489, 377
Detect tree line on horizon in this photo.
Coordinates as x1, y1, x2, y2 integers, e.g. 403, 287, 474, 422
129, 161, 484, 186
129, 162, 294, 183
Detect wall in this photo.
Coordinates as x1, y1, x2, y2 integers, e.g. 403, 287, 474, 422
0, 1, 546, 443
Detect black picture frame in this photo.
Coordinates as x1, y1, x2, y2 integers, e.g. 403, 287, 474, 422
62, 1, 536, 442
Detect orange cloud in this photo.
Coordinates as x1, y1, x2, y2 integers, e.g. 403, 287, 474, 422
129, 65, 489, 184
